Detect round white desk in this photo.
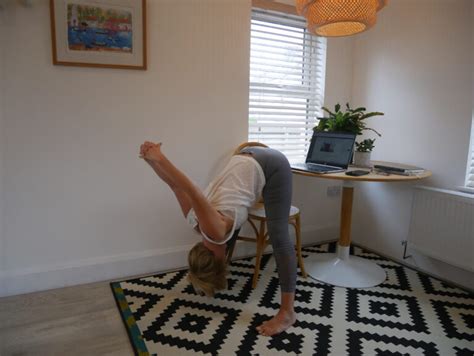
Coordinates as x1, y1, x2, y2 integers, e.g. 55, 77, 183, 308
293, 163, 432, 288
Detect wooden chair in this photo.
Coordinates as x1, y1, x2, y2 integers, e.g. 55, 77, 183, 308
227, 142, 307, 288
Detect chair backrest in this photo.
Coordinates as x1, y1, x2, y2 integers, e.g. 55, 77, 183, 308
234, 142, 268, 204
233, 141, 268, 155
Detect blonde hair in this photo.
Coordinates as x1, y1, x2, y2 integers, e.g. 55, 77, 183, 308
187, 242, 228, 297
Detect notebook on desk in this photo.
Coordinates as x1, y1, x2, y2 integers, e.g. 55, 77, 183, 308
291, 132, 356, 174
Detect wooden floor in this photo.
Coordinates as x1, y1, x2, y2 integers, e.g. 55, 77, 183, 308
0, 281, 134, 356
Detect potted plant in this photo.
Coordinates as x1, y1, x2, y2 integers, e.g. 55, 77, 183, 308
354, 138, 375, 167
314, 103, 383, 136
314, 103, 383, 167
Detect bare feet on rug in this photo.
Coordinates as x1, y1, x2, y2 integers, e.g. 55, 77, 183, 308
256, 310, 296, 336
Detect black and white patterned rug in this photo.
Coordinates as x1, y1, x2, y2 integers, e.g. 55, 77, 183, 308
110, 242, 474, 355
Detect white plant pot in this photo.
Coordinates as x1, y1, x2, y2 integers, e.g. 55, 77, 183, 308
353, 151, 372, 167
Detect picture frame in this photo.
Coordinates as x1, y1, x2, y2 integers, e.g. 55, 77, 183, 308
50, 0, 147, 70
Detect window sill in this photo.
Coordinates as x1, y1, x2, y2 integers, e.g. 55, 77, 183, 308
458, 186, 474, 195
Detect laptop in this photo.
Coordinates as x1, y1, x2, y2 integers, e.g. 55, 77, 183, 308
291, 132, 356, 174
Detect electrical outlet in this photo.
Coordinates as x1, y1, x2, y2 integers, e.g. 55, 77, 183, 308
327, 186, 341, 197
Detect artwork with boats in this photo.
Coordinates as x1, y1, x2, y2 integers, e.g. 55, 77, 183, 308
67, 3, 133, 53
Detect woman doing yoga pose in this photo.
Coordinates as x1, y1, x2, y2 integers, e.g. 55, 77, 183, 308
139, 141, 297, 336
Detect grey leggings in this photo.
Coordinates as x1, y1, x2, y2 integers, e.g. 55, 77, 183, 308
240, 146, 296, 293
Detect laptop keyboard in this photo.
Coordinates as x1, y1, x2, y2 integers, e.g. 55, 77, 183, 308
293, 163, 341, 173
306, 164, 337, 172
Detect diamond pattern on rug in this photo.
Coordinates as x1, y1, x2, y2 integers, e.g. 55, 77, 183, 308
236, 314, 332, 356
259, 276, 334, 318
346, 289, 429, 332
124, 289, 163, 322
111, 242, 474, 355
141, 298, 239, 354
378, 264, 412, 291
127, 270, 188, 291
431, 300, 474, 341
419, 274, 473, 299
346, 330, 439, 355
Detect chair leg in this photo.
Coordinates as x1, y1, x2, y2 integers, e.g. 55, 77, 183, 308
226, 239, 237, 265
252, 220, 266, 289
293, 213, 307, 278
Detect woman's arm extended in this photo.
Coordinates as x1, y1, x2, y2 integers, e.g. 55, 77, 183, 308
142, 154, 192, 218
140, 142, 233, 242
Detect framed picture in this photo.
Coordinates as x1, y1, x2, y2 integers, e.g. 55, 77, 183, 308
50, 0, 147, 70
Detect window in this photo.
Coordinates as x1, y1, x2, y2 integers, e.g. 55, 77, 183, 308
249, 8, 327, 163
465, 119, 474, 189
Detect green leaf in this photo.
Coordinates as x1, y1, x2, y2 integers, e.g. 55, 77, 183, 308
314, 118, 328, 131
365, 127, 382, 137
358, 112, 384, 120
322, 106, 334, 117
349, 107, 366, 114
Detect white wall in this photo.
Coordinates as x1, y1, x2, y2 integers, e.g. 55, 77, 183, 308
0, 0, 253, 296
0, 0, 353, 297
324, 37, 354, 109
351, 0, 474, 289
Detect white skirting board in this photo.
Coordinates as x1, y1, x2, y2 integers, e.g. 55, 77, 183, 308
0, 224, 337, 298
0, 245, 193, 298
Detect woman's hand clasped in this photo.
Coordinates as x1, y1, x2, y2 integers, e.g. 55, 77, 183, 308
139, 141, 163, 162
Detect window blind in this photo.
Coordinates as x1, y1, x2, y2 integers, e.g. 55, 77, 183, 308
249, 8, 327, 163
466, 120, 474, 188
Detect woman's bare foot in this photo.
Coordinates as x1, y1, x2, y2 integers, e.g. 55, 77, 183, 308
256, 309, 296, 336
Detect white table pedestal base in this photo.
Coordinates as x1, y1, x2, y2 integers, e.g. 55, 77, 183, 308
305, 245, 386, 288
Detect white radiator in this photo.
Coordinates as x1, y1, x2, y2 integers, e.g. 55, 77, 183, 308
408, 186, 474, 272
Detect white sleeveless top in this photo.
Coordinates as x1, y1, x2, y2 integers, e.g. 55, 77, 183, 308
186, 155, 265, 245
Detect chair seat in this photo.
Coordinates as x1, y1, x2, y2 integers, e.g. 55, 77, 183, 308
248, 202, 300, 219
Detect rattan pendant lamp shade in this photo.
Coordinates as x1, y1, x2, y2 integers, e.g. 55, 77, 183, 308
296, 0, 388, 37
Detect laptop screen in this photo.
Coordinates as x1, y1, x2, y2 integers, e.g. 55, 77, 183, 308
306, 132, 356, 168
